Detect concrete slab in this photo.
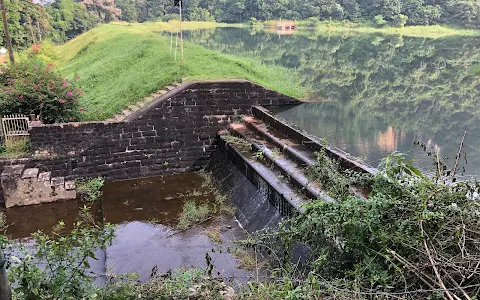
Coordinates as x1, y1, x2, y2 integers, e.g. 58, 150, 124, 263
37, 172, 51, 182
51, 177, 65, 186
22, 168, 39, 179
65, 181, 76, 190
2, 165, 25, 177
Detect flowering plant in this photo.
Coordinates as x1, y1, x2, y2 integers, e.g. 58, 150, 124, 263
0, 59, 82, 124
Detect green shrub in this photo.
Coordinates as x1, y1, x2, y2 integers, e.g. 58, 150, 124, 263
6, 207, 114, 299
177, 201, 212, 230
0, 59, 82, 124
393, 14, 408, 27
77, 177, 105, 202
248, 17, 258, 26
258, 152, 480, 298
305, 16, 320, 27
374, 15, 388, 27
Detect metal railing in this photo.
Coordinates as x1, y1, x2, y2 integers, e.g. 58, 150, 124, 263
1, 114, 30, 139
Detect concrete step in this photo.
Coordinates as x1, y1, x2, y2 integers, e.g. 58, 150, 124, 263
218, 132, 308, 214
128, 104, 142, 112
251, 105, 377, 175
227, 123, 335, 203
242, 111, 371, 200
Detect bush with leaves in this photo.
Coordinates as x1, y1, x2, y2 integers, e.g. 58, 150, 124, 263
0, 59, 82, 124
77, 177, 105, 203
257, 150, 480, 298
5, 207, 114, 299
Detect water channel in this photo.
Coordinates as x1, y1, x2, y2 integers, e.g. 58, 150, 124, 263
185, 27, 480, 179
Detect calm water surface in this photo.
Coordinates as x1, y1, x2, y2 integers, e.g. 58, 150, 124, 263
4, 173, 252, 281
185, 28, 480, 178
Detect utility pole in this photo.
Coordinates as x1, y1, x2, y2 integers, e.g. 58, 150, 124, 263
179, 0, 184, 63
0, 247, 12, 300
0, 0, 14, 64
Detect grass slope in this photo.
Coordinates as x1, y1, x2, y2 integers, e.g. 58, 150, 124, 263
55, 22, 309, 120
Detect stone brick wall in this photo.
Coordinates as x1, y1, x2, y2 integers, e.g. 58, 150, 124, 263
0, 80, 299, 203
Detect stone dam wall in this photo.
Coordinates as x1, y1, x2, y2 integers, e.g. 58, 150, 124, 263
0, 80, 300, 205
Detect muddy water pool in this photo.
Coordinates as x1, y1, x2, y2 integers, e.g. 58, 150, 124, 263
2, 173, 254, 281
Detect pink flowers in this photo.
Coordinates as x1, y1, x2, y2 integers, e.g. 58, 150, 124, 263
58, 99, 65, 103
40, 103, 44, 108
66, 91, 73, 97
18, 95, 23, 99
80, 107, 86, 111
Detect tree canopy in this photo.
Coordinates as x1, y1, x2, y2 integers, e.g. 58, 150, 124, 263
116, 0, 480, 28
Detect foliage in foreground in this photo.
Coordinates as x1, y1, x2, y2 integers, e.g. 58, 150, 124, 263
254, 149, 480, 298
5, 208, 114, 300
0, 57, 82, 124
100, 269, 236, 300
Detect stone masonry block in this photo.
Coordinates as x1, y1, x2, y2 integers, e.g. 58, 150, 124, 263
22, 168, 39, 179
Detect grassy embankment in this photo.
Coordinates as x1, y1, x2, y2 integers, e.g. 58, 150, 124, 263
263, 20, 480, 38
55, 21, 310, 121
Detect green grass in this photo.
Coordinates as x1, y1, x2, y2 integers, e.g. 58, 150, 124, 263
177, 201, 212, 230
315, 24, 480, 38
262, 19, 480, 38
0, 137, 31, 159
54, 22, 309, 120
473, 64, 480, 75
76, 176, 105, 202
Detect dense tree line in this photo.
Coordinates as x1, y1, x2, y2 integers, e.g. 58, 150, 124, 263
116, 0, 480, 28
1, 0, 479, 51
0, 0, 99, 49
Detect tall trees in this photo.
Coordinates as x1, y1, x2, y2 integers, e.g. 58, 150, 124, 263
47, 0, 98, 42
0, 0, 51, 48
77, 0, 121, 22
174, 0, 480, 28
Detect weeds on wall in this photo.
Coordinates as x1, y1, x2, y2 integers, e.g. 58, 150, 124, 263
77, 177, 105, 202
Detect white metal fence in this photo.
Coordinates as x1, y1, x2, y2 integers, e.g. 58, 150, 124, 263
1, 114, 30, 139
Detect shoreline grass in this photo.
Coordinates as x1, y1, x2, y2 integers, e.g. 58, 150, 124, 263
54, 22, 309, 121
261, 20, 480, 38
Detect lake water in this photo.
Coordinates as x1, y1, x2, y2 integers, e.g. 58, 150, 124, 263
185, 27, 480, 179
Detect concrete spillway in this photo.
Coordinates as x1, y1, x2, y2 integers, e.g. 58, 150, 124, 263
205, 105, 376, 232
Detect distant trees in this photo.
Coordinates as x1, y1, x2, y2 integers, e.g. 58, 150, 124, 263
0, 0, 51, 48
1, 0, 479, 52
0, 0, 98, 49
47, 0, 98, 43
78, 0, 121, 22
135, 0, 478, 28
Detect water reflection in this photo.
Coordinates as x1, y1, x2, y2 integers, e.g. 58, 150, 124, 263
3, 174, 251, 280
184, 27, 480, 178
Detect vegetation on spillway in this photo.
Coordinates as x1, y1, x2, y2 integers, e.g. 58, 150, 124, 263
53, 22, 310, 121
